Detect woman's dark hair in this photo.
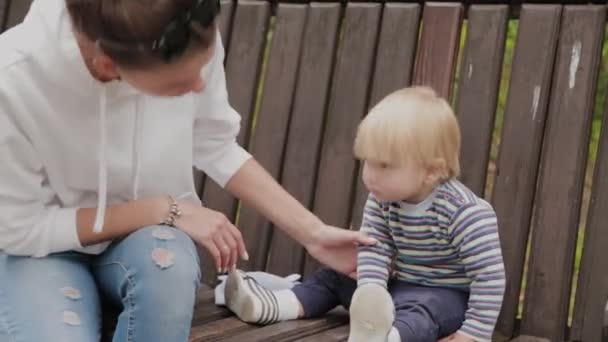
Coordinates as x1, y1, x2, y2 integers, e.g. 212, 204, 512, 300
66, 0, 219, 68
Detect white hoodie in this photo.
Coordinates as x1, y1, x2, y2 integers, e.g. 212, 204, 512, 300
0, 0, 251, 257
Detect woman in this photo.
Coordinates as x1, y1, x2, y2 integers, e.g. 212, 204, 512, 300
0, 0, 375, 341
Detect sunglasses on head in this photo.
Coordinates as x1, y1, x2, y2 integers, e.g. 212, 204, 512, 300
152, 0, 221, 62
99, 0, 221, 63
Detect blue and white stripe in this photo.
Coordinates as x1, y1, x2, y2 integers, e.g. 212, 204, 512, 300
357, 179, 506, 342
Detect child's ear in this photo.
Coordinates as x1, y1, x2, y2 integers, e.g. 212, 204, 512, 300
425, 159, 446, 185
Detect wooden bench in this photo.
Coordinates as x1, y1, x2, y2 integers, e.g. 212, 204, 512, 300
2, 1, 608, 341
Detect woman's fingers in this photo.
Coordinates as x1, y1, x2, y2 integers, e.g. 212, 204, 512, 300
202, 239, 222, 273
213, 235, 232, 273
220, 229, 239, 272
226, 222, 249, 261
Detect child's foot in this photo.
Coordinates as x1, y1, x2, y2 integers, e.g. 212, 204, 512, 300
348, 284, 395, 342
225, 269, 280, 325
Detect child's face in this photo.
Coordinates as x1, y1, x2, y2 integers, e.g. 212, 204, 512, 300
362, 159, 434, 203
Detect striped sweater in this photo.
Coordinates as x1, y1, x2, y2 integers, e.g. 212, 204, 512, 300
357, 179, 506, 342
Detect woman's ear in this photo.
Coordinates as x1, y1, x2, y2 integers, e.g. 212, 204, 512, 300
425, 159, 446, 185
92, 53, 120, 82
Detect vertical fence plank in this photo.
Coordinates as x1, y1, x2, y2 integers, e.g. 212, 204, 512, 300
350, 3, 421, 233
266, 3, 342, 276
303, 3, 381, 276
0, 0, 9, 32
521, 6, 605, 341
571, 86, 608, 342
237, 4, 308, 272
456, 5, 508, 196
413, 2, 463, 100
4, 0, 30, 30
200, 1, 270, 285
492, 5, 562, 339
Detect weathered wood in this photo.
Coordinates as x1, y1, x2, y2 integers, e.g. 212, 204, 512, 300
191, 295, 232, 326
213, 311, 348, 342
219, 0, 235, 52
266, 3, 342, 276
492, 5, 562, 339
521, 5, 605, 341
571, 26, 608, 342
4, 0, 30, 30
0, 0, 8, 32
294, 325, 349, 342
237, 4, 307, 272
189, 317, 252, 342
350, 3, 421, 232
509, 336, 551, 342
368, 3, 421, 107
200, 1, 270, 285
413, 2, 463, 100
188, 288, 349, 341
303, 3, 382, 276
571, 86, 608, 342
455, 4, 508, 196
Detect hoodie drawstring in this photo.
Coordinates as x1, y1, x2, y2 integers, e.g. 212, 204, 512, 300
131, 99, 142, 200
93, 86, 108, 233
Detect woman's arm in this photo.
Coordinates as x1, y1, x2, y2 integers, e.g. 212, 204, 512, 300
225, 159, 321, 245
226, 159, 376, 275
76, 197, 166, 245
77, 196, 247, 273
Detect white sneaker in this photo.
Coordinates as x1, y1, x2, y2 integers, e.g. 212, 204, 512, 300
224, 269, 280, 325
348, 284, 395, 342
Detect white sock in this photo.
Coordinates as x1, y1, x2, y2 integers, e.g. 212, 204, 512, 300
387, 327, 400, 342
225, 271, 301, 324
274, 289, 301, 321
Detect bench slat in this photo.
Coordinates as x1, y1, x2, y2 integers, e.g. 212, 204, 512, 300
456, 4, 509, 196
0, 0, 8, 32
218, 0, 235, 55
200, 0, 271, 221
509, 336, 551, 342
294, 325, 349, 342
571, 84, 608, 342
4, 0, 30, 31
521, 5, 605, 341
200, 1, 271, 284
214, 310, 348, 342
350, 3, 421, 232
238, 4, 308, 272
191, 304, 232, 326
189, 317, 253, 342
491, 5, 562, 339
413, 2, 463, 100
304, 3, 382, 275
266, 3, 342, 276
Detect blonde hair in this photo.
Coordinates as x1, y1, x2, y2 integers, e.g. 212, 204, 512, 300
354, 86, 461, 181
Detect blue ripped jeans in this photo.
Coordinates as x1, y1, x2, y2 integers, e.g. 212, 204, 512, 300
0, 226, 201, 342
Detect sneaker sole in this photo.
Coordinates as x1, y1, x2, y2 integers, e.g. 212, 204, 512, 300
348, 285, 395, 342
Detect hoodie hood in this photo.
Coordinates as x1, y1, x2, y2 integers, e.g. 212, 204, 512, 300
0, 0, 251, 257
24, 0, 142, 233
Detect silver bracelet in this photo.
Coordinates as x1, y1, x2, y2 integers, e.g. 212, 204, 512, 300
160, 195, 182, 227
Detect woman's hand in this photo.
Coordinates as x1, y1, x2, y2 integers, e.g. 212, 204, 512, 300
175, 200, 248, 273
305, 224, 377, 277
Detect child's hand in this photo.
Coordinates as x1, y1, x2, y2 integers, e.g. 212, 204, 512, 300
438, 333, 475, 342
